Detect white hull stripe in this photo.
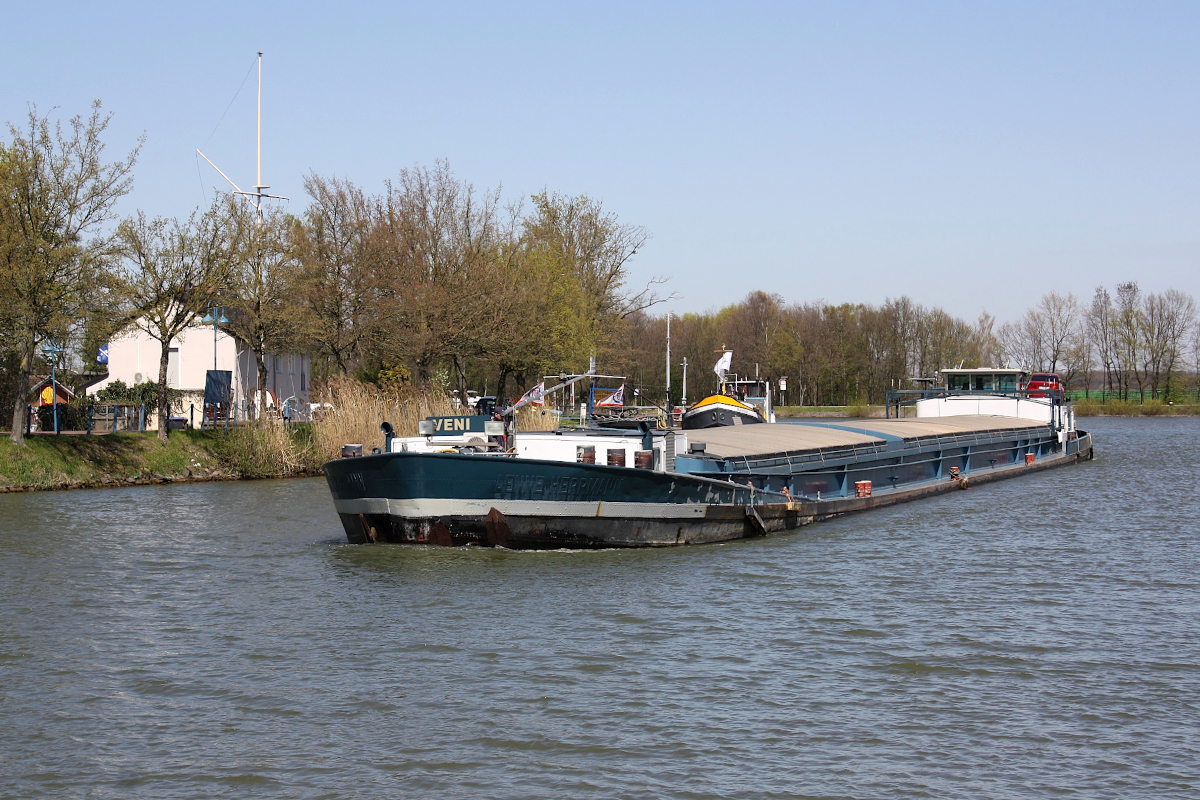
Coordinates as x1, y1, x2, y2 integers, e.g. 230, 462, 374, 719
334, 497, 711, 520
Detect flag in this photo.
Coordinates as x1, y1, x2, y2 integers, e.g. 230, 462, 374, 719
713, 351, 732, 380
515, 380, 545, 408
96, 344, 109, 365
596, 384, 625, 407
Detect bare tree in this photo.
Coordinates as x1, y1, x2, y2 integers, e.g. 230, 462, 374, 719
296, 174, 381, 374
1153, 288, 1196, 400
115, 203, 234, 440
974, 311, 1000, 367
997, 314, 1043, 371
1113, 282, 1142, 399
1085, 286, 1115, 395
1038, 292, 1080, 373
376, 162, 518, 395
222, 200, 300, 417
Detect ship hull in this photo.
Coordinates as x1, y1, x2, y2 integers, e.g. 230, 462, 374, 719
323, 430, 1092, 549
680, 396, 765, 429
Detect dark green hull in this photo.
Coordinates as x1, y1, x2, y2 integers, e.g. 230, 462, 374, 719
323, 451, 787, 547
322, 429, 1093, 548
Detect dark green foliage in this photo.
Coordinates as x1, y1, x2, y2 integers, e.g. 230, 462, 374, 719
35, 402, 87, 431
94, 379, 180, 406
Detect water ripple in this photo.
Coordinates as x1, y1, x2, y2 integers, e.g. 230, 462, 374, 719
2, 418, 1199, 798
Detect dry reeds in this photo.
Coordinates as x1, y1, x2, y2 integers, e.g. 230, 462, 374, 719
214, 420, 317, 477
309, 376, 462, 461
514, 405, 560, 431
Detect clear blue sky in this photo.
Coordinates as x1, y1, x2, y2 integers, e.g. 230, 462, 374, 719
5, 1, 1197, 323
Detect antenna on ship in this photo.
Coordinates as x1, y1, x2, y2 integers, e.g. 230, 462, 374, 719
196, 51, 289, 219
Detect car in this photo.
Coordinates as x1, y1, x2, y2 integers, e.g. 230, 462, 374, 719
472, 395, 497, 416
308, 401, 336, 420
1025, 372, 1062, 398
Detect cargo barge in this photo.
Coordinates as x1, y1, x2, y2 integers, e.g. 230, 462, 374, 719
322, 369, 1093, 548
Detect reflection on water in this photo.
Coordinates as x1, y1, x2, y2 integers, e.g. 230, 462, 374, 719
2, 418, 1198, 799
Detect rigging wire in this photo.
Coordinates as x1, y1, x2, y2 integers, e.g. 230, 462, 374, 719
196, 152, 208, 204
199, 56, 257, 152
195, 56, 257, 205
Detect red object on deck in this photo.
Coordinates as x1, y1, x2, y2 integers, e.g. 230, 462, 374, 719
855, 480, 872, 498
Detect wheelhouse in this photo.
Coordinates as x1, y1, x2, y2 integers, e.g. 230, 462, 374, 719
940, 368, 1028, 394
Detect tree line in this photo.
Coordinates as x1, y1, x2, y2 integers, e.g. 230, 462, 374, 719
614, 284, 1197, 408
0, 103, 660, 443
4, 103, 1197, 448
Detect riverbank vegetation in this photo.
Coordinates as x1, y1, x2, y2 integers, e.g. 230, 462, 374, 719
3, 101, 1199, 465
0, 376, 566, 491
0, 429, 243, 491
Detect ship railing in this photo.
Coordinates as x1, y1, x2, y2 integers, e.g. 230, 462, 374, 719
884, 388, 1065, 419
719, 422, 1056, 478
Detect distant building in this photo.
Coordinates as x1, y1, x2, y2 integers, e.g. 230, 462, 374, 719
88, 321, 310, 419
29, 376, 77, 406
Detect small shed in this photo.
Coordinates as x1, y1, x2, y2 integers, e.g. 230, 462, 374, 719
29, 376, 77, 407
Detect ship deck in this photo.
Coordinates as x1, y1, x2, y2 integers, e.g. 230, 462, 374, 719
684, 415, 1051, 459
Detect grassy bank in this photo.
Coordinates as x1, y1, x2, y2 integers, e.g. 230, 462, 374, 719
0, 380, 561, 493
1072, 399, 1200, 416
0, 429, 297, 492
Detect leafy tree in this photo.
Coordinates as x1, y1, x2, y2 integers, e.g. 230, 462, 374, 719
0, 102, 140, 443
375, 162, 523, 399
522, 192, 658, 356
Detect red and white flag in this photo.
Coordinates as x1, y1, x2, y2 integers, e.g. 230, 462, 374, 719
596, 384, 625, 407
515, 380, 545, 408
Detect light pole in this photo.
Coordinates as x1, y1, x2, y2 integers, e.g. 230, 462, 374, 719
680, 357, 688, 406
201, 307, 229, 371
42, 341, 63, 435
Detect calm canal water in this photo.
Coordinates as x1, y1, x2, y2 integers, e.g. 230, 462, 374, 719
1, 417, 1197, 799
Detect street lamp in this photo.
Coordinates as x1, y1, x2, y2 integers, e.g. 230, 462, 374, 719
41, 341, 64, 435
200, 307, 230, 371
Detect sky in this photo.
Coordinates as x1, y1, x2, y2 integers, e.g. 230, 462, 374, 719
4, 1, 1197, 323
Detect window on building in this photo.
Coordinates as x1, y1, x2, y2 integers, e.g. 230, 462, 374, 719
167, 348, 180, 389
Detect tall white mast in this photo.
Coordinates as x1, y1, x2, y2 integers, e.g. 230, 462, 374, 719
256, 51, 265, 202
196, 50, 288, 218
665, 311, 671, 405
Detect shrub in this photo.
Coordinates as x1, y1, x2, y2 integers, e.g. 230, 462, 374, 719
847, 400, 873, 418
95, 378, 181, 407
35, 402, 87, 431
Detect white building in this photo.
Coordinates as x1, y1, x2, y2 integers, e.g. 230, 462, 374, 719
88, 321, 311, 421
